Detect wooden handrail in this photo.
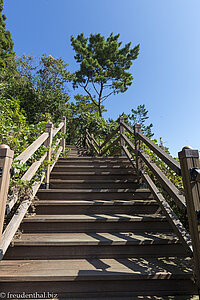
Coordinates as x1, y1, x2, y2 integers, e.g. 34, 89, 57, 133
122, 145, 137, 171
140, 170, 192, 253
120, 120, 134, 135
21, 152, 47, 182
0, 145, 14, 242
137, 132, 181, 175
44, 122, 53, 189
121, 133, 136, 155
91, 135, 99, 149
53, 121, 64, 137
100, 126, 120, 149
15, 132, 49, 164
0, 116, 66, 259
86, 130, 100, 155
100, 136, 120, 156
61, 116, 66, 156
139, 151, 186, 211
178, 147, 200, 289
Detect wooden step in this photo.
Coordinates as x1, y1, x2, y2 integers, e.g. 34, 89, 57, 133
50, 171, 137, 180
52, 166, 135, 173
56, 159, 130, 165
49, 179, 138, 189
21, 213, 171, 233
0, 257, 196, 297
5, 232, 187, 260
59, 156, 129, 160
36, 188, 154, 200
34, 199, 161, 215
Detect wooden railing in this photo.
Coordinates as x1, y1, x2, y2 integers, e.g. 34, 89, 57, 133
0, 116, 66, 258
85, 116, 200, 290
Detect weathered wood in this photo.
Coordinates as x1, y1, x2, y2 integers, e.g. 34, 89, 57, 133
6, 152, 47, 214
100, 126, 120, 150
140, 171, 192, 255
134, 123, 143, 183
121, 133, 136, 155
53, 121, 64, 137
44, 122, 53, 189
86, 134, 98, 154
15, 132, 48, 164
91, 134, 100, 155
91, 134, 99, 149
137, 132, 181, 175
100, 136, 120, 156
21, 152, 47, 182
0, 145, 14, 243
50, 146, 63, 173
178, 147, 200, 289
0, 174, 45, 259
122, 145, 137, 171
120, 121, 134, 135
139, 151, 186, 211
120, 116, 125, 155
61, 116, 66, 156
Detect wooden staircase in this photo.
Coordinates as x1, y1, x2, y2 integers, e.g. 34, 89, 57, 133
0, 146, 198, 298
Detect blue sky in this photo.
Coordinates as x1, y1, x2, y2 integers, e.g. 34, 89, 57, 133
4, 0, 200, 156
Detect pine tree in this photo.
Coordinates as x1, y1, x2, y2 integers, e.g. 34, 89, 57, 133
71, 33, 139, 116
0, 0, 15, 67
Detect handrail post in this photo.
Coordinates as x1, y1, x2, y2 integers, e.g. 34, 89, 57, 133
120, 116, 125, 156
178, 147, 200, 291
99, 141, 102, 156
61, 116, 66, 157
0, 145, 14, 242
134, 123, 144, 183
85, 129, 90, 152
91, 134, 95, 155
44, 122, 53, 189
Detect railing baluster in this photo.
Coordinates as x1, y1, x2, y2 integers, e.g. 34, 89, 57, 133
120, 116, 125, 156
178, 147, 200, 290
44, 122, 53, 189
134, 123, 144, 183
0, 145, 14, 242
61, 116, 66, 157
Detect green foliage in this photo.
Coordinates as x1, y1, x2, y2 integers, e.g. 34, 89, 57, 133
0, 0, 15, 67
0, 96, 47, 156
130, 104, 153, 137
71, 94, 106, 116
16, 54, 72, 123
71, 32, 139, 116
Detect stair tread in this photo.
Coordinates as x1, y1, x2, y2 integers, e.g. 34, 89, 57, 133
50, 179, 136, 183
35, 199, 158, 205
0, 257, 193, 281
13, 232, 179, 245
38, 188, 151, 193
23, 213, 166, 222
53, 165, 133, 168
51, 171, 136, 175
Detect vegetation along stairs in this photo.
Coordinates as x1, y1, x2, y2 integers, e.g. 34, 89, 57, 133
0, 117, 200, 298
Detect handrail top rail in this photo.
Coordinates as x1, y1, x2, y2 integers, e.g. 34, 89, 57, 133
100, 126, 120, 149
120, 121, 134, 135
120, 120, 181, 175
15, 120, 65, 165
53, 121, 64, 137
137, 132, 181, 176
15, 132, 49, 164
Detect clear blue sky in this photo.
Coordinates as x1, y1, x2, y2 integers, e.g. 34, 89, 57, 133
4, 0, 200, 157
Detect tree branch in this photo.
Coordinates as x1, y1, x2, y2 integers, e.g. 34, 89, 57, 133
83, 85, 98, 106
92, 81, 100, 96
101, 91, 114, 102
